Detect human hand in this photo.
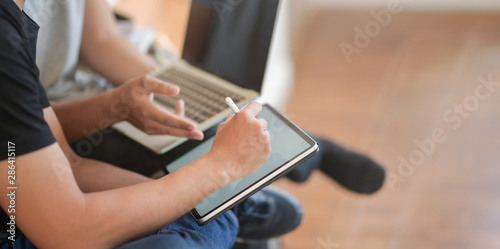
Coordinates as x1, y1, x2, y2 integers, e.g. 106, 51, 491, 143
206, 102, 271, 182
110, 75, 203, 140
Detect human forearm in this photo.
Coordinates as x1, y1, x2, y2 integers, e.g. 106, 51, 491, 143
81, 33, 156, 85
71, 157, 152, 193
51, 90, 117, 142
80, 0, 155, 85
46, 105, 151, 192
78, 155, 230, 248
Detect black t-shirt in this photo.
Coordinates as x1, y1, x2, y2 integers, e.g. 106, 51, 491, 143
0, 0, 57, 243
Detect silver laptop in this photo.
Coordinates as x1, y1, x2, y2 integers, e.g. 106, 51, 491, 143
114, 0, 281, 154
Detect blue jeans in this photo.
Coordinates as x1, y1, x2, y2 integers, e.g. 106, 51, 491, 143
0, 211, 238, 249
116, 212, 238, 249
0, 234, 36, 249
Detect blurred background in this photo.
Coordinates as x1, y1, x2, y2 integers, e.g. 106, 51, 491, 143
113, 0, 500, 248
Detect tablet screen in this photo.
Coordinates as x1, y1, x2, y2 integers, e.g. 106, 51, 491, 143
165, 105, 315, 217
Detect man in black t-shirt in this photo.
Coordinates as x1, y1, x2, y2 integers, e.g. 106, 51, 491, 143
0, 1, 274, 248
0, 0, 57, 244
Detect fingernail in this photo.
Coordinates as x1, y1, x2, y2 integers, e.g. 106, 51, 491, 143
170, 86, 180, 95
191, 133, 203, 140
184, 123, 195, 130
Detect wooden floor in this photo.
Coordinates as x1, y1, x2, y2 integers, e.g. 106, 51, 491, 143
273, 10, 500, 249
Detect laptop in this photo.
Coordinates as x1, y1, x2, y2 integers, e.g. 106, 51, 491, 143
114, 0, 282, 154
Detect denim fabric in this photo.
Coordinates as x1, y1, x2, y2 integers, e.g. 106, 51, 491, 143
0, 233, 36, 249
116, 212, 239, 249
1, 211, 238, 249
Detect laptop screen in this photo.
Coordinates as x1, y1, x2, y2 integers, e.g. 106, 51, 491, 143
182, 0, 280, 93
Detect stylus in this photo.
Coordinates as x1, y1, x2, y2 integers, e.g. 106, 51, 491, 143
225, 97, 240, 113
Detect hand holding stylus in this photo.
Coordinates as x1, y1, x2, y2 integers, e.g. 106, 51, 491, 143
207, 99, 270, 182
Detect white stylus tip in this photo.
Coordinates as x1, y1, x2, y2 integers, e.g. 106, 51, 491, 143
225, 97, 240, 113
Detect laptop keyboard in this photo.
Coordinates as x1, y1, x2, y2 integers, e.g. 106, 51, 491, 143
154, 69, 244, 123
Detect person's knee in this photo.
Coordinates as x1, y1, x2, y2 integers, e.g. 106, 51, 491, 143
116, 213, 239, 249
213, 210, 239, 241
120, 232, 212, 249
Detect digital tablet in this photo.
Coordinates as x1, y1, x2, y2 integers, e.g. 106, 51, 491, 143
165, 104, 318, 225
